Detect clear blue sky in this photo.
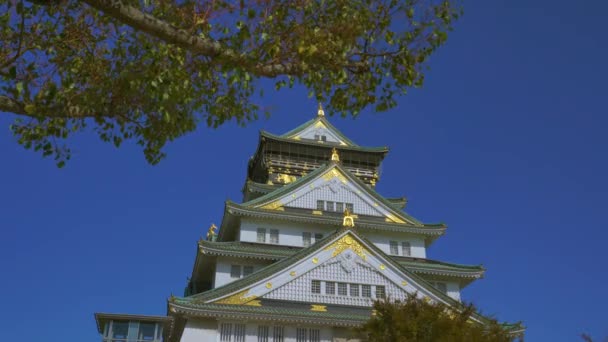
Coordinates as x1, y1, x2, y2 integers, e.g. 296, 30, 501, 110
1, 1, 606, 341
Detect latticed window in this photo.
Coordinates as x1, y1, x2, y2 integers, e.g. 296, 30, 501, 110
376, 285, 386, 299
234, 324, 246, 342
302, 232, 312, 247
138, 323, 155, 341
310, 329, 321, 342
220, 323, 233, 342
402, 241, 411, 256
390, 241, 399, 255
325, 281, 335, 295
326, 201, 335, 211
258, 326, 269, 342
230, 265, 241, 279
336, 202, 344, 213
316, 200, 324, 210
350, 283, 360, 297
345, 203, 354, 213
314, 233, 323, 242
311, 280, 321, 294
362, 285, 372, 298
296, 328, 320, 342
270, 229, 279, 244
272, 326, 285, 342
296, 328, 307, 342
257, 228, 266, 243
338, 282, 348, 296
243, 266, 254, 277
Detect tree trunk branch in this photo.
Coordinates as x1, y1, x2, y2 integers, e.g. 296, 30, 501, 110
0, 96, 26, 115
82, 0, 300, 77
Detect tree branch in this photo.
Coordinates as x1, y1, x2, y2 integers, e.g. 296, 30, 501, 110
82, 0, 302, 77
0, 96, 26, 115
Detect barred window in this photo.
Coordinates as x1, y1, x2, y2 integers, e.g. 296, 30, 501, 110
314, 233, 323, 242
296, 328, 307, 342
257, 228, 266, 243
402, 241, 411, 256
220, 323, 233, 342
302, 232, 312, 247
310, 328, 321, 342
350, 283, 360, 297
362, 285, 372, 298
258, 326, 269, 342
230, 265, 241, 279
272, 326, 284, 342
311, 280, 321, 294
336, 202, 344, 213
345, 203, 354, 213
316, 200, 324, 210
390, 241, 399, 255
234, 324, 246, 342
338, 282, 348, 296
243, 265, 254, 277
270, 229, 279, 244
326, 201, 335, 211
376, 285, 386, 299
325, 281, 335, 295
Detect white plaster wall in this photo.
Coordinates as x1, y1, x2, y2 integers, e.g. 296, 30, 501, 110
240, 218, 331, 247
180, 319, 217, 342
239, 218, 427, 258
447, 282, 461, 301
214, 256, 272, 288
363, 230, 426, 258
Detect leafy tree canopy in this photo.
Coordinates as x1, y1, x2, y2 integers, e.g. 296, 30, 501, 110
358, 295, 523, 342
1, 0, 461, 166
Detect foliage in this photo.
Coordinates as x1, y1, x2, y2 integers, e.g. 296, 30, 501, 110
0, 0, 461, 165
358, 294, 523, 342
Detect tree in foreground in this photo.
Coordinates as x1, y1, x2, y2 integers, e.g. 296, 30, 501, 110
358, 294, 523, 342
1, 0, 461, 166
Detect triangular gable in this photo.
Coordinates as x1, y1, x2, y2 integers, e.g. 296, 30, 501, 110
206, 230, 465, 315
246, 163, 421, 225
282, 117, 357, 147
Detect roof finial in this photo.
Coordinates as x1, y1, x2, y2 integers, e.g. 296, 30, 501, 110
317, 102, 325, 117
331, 148, 340, 162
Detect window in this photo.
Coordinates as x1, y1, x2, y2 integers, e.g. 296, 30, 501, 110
402, 241, 411, 256
258, 326, 269, 342
302, 232, 312, 247
314, 233, 323, 241
321, 135, 327, 142
325, 281, 335, 295
326, 201, 335, 212
345, 203, 354, 213
432, 282, 448, 294
338, 282, 348, 296
257, 228, 266, 243
390, 241, 399, 255
138, 323, 156, 341
311, 280, 321, 294
350, 283, 360, 297
243, 266, 254, 277
272, 326, 285, 342
376, 285, 386, 299
316, 200, 324, 210
296, 328, 307, 342
296, 328, 320, 342
111, 321, 129, 341
234, 324, 246, 342
336, 202, 344, 213
230, 265, 241, 279
270, 229, 279, 244
362, 284, 372, 298
220, 323, 233, 342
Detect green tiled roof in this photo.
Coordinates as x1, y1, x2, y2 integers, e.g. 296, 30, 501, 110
240, 162, 429, 227
280, 116, 360, 147
197, 240, 484, 279
261, 131, 389, 153
174, 228, 520, 332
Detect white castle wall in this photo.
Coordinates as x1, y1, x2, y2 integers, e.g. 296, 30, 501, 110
239, 218, 427, 258
180, 319, 217, 342
214, 256, 272, 288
